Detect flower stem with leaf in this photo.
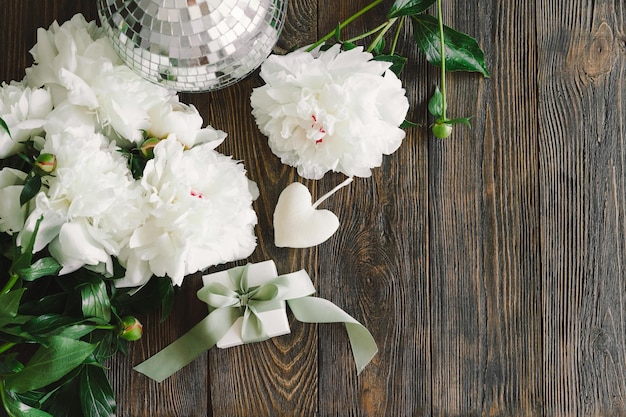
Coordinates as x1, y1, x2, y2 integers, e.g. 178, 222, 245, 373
303, 0, 488, 139
427, 0, 481, 138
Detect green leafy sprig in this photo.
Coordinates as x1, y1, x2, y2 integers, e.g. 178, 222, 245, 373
308, 0, 489, 137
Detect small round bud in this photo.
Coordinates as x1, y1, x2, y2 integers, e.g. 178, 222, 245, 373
118, 316, 143, 341
139, 138, 161, 158
432, 122, 452, 139
34, 153, 57, 175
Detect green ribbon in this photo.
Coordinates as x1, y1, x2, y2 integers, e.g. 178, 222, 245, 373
133, 263, 378, 382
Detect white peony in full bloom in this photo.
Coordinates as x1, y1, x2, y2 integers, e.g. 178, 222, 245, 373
25, 13, 173, 146
0, 80, 53, 158
89, 64, 173, 146
25, 13, 118, 107
0, 168, 30, 235
119, 136, 258, 287
18, 127, 147, 276
250, 44, 410, 179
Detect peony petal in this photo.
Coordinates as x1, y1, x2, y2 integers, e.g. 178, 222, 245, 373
49, 221, 111, 274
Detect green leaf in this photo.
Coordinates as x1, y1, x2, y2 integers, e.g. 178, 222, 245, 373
374, 54, 408, 76
157, 277, 175, 322
0, 354, 24, 376
22, 314, 89, 337
20, 175, 41, 207
114, 276, 173, 321
19, 294, 67, 317
17, 258, 61, 282
1, 390, 53, 417
372, 37, 385, 54
79, 367, 116, 417
341, 41, 358, 51
40, 372, 83, 417
11, 216, 43, 274
0, 289, 25, 328
0, 117, 11, 139
81, 280, 111, 322
3, 336, 97, 393
400, 119, 420, 129
53, 324, 100, 340
388, 0, 436, 17
412, 14, 490, 77
428, 85, 444, 118
445, 116, 473, 127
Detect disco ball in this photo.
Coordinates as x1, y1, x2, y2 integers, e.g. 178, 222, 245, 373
96, 0, 286, 92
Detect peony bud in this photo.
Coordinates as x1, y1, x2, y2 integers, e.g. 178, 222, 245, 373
118, 316, 143, 341
139, 137, 161, 158
34, 153, 57, 175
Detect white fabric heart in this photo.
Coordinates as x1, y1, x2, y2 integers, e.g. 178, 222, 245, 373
273, 178, 353, 248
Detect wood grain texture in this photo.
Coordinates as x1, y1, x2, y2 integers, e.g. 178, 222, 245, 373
314, 1, 431, 416
2, 0, 626, 416
426, 1, 543, 416
537, 0, 626, 416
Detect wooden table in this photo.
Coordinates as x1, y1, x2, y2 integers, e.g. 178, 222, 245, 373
3, 0, 626, 416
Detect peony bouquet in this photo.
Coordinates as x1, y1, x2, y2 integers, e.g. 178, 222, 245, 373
0, 14, 257, 416
0, 0, 490, 414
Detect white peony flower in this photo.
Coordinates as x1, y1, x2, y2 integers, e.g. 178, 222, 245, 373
25, 14, 118, 107
0, 168, 30, 234
251, 44, 409, 179
19, 127, 147, 275
25, 13, 173, 146
0, 80, 53, 158
147, 98, 227, 149
43, 100, 97, 135
90, 64, 173, 146
120, 136, 258, 287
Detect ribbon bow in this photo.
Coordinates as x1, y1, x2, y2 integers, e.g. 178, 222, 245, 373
134, 262, 378, 382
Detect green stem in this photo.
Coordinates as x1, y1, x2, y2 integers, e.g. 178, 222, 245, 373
390, 16, 405, 56
0, 378, 12, 417
0, 343, 15, 355
344, 21, 389, 44
0, 274, 18, 295
366, 18, 397, 53
437, 0, 447, 119
306, 0, 385, 52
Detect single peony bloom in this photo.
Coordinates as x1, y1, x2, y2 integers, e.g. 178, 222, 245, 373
250, 44, 410, 179
0, 80, 53, 158
147, 97, 227, 149
18, 127, 147, 275
0, 168, 30, 235
118, 136, 258, 287
25, 13, 118, 107
90, 64, 173, 146
25, 13, 173, 146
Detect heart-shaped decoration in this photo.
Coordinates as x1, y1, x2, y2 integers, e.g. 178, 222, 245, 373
273, 179, 353, 248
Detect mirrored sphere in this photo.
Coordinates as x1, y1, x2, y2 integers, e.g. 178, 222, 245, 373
97, 0, 286, 92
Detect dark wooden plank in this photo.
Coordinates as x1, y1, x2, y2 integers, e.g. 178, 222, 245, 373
428, 1, 543, 415
313, 1, 432, 416
537, 0, 626, 415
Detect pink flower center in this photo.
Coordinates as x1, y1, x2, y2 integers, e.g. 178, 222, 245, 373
190, 190, 204, 199
311, 115, 326, 144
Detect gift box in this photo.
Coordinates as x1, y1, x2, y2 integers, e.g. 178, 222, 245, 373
136, 260, 376, 382
202, 260, 291, 348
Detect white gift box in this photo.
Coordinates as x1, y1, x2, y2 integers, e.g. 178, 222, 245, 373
202, 260, 291, 348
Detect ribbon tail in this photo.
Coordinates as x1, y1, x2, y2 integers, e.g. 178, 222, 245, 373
133, 307, 239, 382
287, 297, 378, 374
